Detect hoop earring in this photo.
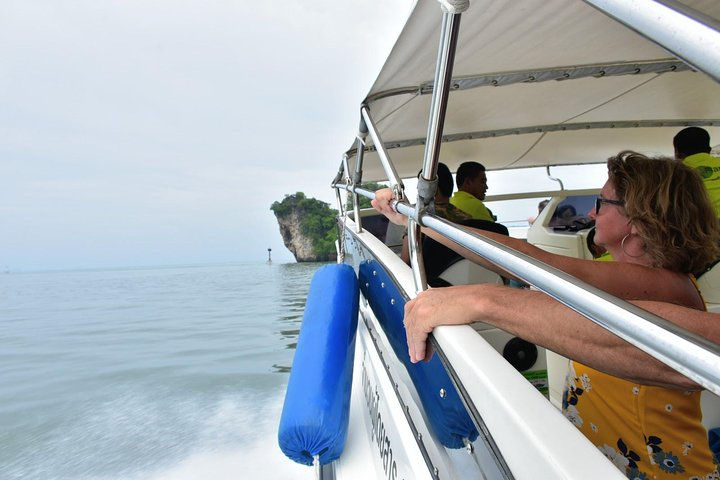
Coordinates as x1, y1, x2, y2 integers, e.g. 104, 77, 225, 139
621, 233, 644, 258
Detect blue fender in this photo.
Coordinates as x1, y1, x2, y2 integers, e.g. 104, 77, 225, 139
278, 264, 359, 466
359, 259, 478, 449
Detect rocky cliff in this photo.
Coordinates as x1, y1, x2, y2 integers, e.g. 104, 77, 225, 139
271, 192, 337, 262
275, 210, 335, 262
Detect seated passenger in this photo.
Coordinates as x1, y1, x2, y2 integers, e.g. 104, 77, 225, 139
528, 199, 549, 225
556, 204, 577, 220
400, 163, 470, 263
450, 161, 495, 221
674, 127, 720, 216
433, 163, 472, 223
372, 151, 720, 479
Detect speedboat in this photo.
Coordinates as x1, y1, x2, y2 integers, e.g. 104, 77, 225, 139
279, 1, 720, 478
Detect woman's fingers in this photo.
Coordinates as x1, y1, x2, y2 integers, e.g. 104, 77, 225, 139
404, 294, 431, 363
403, 286, 482, 363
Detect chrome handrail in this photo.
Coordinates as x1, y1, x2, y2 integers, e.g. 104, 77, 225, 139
348, 190, 720, 396
583, 0, 720, 83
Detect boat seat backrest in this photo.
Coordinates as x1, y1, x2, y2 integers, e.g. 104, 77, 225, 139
696, 260, 720, 306
423, 219, 509, 286
384, 221, 405, 247
696, 263, 720, 312
438, 259, 504, 286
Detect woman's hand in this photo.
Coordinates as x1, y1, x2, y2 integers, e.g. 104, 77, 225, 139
404, 285, 486, 363
370, 188, 407, 226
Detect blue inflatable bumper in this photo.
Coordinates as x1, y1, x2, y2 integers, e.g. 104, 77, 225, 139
359, 259, 478, 449
278, 264, 359, 466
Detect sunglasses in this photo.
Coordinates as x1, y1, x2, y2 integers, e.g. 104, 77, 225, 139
595, 196, 624, 213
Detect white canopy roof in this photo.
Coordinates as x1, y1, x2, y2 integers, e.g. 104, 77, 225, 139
348, 0, 720, 181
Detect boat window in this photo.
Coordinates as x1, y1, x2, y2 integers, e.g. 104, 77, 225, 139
548, 195, 595, 231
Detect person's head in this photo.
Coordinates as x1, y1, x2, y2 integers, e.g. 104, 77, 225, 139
538, 199, 549, 214
456, 161, 488, 199
417, 162, 454, 201
591, 150, 720, 272
673, 127, 711, 160
556, 204, 577, 220
436, 163, 454, 200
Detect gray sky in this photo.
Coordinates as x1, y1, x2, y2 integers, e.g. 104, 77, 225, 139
1, 0, 413, 270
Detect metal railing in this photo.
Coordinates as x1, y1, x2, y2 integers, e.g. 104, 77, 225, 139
335, 187, 720, 396
583, 0, 720, 83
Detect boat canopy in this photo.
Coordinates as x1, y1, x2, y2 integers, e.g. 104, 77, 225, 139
349, 0, 720, 181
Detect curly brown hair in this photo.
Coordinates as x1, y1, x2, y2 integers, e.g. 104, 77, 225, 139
607, 150, 720, 273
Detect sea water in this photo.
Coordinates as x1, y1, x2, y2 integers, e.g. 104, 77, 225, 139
0, 263, 321, 480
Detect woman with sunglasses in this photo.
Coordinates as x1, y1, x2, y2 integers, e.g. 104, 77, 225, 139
371, 150, 720, 478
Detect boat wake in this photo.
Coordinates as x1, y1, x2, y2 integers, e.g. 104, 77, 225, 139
2, 386, 312, 480
142, 392, 313, 480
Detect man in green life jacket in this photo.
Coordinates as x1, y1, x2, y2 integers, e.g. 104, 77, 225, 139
449, 161, 496, 221
674, 127, 720, 217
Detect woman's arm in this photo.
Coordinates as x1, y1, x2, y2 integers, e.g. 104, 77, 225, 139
424, 227, 702, 308
404, 284, 719, 390
372, 188, 703, 309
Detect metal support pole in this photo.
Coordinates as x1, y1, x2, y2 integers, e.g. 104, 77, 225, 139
360, 106, 405, 194
420, 6, 465, 190
352, 120, 368, 234
406, 221, 427, 291
332, 157, 347, 217
334, 184, 345, 217
583, 0, 720, 82
409, 1, 467, 294
545, 166, 565, 191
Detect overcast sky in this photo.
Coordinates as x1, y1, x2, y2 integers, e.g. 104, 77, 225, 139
0, 0, 417, 270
